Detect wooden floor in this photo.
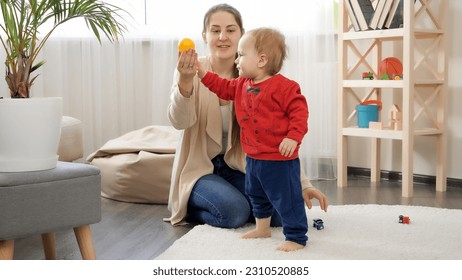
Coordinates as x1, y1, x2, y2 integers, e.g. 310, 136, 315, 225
11, 176, 462, 260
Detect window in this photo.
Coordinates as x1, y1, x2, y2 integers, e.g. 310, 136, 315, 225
51, 0, 333, 39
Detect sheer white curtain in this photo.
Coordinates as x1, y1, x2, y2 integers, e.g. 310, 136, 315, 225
4, 0, 337, 180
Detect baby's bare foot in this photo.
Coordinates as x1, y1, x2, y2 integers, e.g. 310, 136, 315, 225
276, 241, 305, 252
241, 228, 271, 239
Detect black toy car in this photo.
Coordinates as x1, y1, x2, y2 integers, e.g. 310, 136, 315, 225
312, 218, 324, 230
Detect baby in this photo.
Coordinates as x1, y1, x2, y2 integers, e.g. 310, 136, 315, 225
197, 27, 309, 252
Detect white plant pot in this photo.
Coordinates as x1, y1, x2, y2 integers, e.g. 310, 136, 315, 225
0, 97, 63, 172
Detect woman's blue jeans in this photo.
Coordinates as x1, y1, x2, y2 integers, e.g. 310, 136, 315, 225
187, 155, 282, 228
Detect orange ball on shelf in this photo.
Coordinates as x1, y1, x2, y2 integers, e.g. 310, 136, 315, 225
379, 57, 403, 79
178, 38, 195, 52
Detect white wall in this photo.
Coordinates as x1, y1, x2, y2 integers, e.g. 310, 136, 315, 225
348, 0, 462, 180
446, 0, 462, 180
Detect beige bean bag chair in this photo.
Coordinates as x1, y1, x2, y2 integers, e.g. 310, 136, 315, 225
87, 126, 180, 204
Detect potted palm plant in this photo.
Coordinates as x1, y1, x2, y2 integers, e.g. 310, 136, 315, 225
0, 0, 128, 172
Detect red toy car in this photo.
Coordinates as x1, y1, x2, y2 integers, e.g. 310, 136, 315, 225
399, 215, 410, 224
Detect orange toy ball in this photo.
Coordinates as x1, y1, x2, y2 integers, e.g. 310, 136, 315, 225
379, 57, 403, 79
178, 38, 195, 52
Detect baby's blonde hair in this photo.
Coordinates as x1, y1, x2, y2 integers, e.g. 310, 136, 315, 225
246, 28, 287, 75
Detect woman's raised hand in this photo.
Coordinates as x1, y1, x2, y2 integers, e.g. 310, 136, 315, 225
177, 49, 198, 77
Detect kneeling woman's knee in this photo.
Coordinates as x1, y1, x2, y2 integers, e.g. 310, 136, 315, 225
222, 201, 250, 228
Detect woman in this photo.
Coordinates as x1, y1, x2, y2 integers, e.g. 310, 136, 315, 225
166, 3, 327, 228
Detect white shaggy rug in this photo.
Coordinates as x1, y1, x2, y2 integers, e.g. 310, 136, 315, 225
156, 204, 462, 260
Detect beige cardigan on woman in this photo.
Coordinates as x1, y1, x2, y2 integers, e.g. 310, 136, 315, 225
165, 57, 313, 226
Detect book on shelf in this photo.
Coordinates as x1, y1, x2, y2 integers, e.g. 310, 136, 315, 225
369, 0, 387, 29
349, 0, 375, 31
383, 0, 416, 29
345, 0, 361, 31
376, 0, 394, 29
384, 0, 402, 29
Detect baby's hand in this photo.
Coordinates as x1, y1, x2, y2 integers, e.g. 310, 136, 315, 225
196, 60, 205, 79
279, 138, 298, 157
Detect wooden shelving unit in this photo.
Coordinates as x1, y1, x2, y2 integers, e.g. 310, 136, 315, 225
337, 0, 448, 197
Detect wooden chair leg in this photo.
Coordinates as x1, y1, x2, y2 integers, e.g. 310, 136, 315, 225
0, 240, 14, 260
74, 225, 96, 260
41, 232, 57, 260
